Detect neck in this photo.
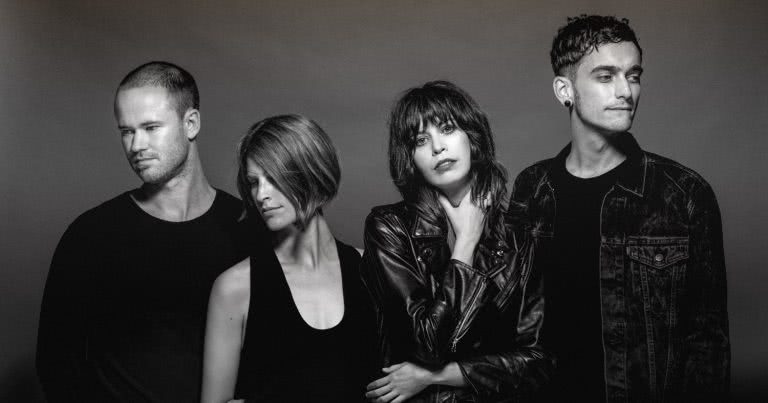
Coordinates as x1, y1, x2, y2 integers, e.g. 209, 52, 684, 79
441, 177, 473, 207
273, 214, 336, 270
131, 145, 215, 221
567, 121, 627, 178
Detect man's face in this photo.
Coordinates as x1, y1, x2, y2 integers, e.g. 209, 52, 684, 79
115, 86, 191, 185
571, 41, 643, 136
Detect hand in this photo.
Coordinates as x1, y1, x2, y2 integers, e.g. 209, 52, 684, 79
438, 191, 487, 264
365, 362, 433, 403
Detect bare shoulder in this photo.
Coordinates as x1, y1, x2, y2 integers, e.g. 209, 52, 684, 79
210, 258, 251, 307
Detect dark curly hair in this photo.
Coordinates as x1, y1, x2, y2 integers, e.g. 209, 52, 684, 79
388, 80, 507, 240
550, 15, 642, 76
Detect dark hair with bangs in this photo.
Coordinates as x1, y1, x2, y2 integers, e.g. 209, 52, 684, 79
237, 114, 340, 231
550, 15, 642, 76
389, 80, 508, 240
116, 61, 200, 118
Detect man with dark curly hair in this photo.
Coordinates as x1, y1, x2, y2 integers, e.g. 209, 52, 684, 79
508, 15, 730, 402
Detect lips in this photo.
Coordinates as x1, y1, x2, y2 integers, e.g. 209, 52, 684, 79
434, 159, 456, 171
261, 206, 281, 214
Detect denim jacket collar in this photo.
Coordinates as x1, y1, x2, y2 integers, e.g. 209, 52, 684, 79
548, 132, 647, 197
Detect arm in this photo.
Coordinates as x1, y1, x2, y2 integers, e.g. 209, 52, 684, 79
201, 261, 250, 403
361, 208, 488, 367
455, 234, 553, 396
36, 222, 91, 402
364, 224, 552, 400
681, 182, 730, 400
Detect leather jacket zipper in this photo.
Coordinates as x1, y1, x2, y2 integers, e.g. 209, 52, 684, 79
450, 281, 485, 352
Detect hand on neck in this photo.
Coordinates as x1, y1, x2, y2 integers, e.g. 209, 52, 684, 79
440, 178, 473, 208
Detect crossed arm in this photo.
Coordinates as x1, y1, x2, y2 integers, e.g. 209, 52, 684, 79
361, 207, 552, 402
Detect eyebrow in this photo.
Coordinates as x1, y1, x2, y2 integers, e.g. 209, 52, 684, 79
117, 120, 163, 130
591, 65, 644, 74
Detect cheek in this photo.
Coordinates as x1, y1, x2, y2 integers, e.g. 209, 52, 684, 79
412, 150, 432, 177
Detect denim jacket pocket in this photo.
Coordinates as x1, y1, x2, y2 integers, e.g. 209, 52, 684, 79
627, 236, 689, 271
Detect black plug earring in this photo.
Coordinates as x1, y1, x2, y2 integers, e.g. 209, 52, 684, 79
564, 99, 572, 108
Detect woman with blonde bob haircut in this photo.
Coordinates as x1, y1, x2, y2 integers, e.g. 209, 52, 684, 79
362, 81, 553, 402
202, 115, 376, 403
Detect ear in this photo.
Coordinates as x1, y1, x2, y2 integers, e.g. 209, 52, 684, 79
552, 75, 573, 108
183, 108, 201, 141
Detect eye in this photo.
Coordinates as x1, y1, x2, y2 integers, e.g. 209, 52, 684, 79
119, 129, 134, 137
441, 124, 456, 134
627, 74, 641, 84
597, 74, 612, 83
145, 125, 159, 132
414, 135, 428, 147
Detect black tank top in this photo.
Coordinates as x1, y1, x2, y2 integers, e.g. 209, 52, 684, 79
234, 240, 376, 402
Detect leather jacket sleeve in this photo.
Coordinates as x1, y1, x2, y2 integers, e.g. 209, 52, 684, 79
361, 208, 489, 367
456, 234, 553, 396
362, 207, 553, 397
680, 181, 730, 400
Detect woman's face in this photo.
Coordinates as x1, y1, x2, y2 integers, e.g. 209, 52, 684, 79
412, 119, 472, 195
245, 159, 298, 232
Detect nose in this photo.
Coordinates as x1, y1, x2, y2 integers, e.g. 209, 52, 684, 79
615, 76, 632, 100
130, 130, 148, 153
254, 179, 272, 203
431, 135, 445, 156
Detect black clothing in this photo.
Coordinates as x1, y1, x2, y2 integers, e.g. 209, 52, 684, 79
234, 240, 377, 403
543, 160, 625, 402
361, 201, 553, 402
37, 190, 249, 402
508, 133, 730, 402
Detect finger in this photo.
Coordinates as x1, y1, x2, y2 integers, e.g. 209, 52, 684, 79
375, 390, 399, 403
365, 384, 393, 399
367, 376, 390, 390
460, 187, 473, 206
437, 193, 454, 212
392, 396, 408, 403
382, 362, 406, 373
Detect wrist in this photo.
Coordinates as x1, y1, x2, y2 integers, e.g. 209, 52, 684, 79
431, 362, 463, 386
451, 240, 477, 264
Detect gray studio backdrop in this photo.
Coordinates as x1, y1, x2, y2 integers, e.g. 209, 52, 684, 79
2, 0, 766, 400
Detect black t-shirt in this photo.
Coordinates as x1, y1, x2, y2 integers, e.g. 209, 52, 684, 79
541, 160, 625, 402
37, 190, 255, 402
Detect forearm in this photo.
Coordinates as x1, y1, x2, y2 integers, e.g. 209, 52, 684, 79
430, 362, 467, 388
363, 213, 488, 364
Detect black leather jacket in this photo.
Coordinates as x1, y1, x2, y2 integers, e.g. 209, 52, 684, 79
361, 201, 553, 402
507, 134, 730, 402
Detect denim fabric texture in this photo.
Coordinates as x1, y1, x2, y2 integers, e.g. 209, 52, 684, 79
507, 134, 730, 403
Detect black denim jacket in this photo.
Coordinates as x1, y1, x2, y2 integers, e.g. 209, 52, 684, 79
361, 201, 553, 402
506, 134, 730, 402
